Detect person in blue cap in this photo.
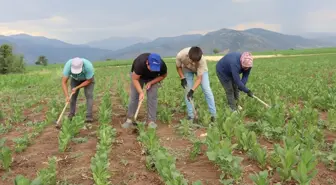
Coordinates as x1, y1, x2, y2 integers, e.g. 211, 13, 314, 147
122, 53, 167, 129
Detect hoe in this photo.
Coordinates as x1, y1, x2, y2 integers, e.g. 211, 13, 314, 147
55, 92, 74, 129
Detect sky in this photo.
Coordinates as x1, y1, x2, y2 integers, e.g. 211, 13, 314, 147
0, 0, 335, 44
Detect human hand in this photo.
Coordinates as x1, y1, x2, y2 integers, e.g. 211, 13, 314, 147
181, 78, 187, 89
146, 82, 152, 90
187, 89, 194, 101
247, 90, 254, 98
66, 96, 70, 103
71, 87, 78, 94
139, 92, 145, 101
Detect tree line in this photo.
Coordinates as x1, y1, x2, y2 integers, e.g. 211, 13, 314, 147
0, 43, 48, 74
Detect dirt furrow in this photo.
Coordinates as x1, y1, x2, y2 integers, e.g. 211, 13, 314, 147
108, 89, 163, 185
154, 117, 221, 185
0, 101, 98, 185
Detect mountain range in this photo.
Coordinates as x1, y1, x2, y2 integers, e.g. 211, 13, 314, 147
0, 28, 335, 64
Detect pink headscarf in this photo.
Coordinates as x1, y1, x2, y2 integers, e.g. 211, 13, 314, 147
240, 52, 253, 68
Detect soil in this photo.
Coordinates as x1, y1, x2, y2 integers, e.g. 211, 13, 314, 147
0, 100, 99, 185
1, 105, 48, 149
156, 123, 221, 185
108, 88, 163, 185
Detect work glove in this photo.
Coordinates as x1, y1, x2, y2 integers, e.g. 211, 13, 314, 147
247, 90, 254, 98
187, 89, 194, 101
181, 78, 187, 89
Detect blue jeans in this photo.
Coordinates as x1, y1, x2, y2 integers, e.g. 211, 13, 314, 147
184, 71, 216, 119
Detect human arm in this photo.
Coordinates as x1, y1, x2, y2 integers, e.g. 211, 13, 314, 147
230, 63, 250, 93
176, 66, 184, 79
191, 57, 207, 91
176, 52, 188, 88
186, 74, 202, 101
175, 51, 184, 78
132, 72, 143, 94
191, 75, 202, 91
62, 60, 71, 100
186, 58, 206, 100
62, 76, 69, 98
148, 73, 167, 85
72, 78, 93, 93
241, 68, 251, 85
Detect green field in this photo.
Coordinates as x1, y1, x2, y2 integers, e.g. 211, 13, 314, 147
1, 49, 336, 185
211, 47, 336, 56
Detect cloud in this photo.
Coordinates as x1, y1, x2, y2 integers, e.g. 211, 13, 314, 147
230, 22, 282, 32
0, 0, 334, 44
0, 27, 44, 36
48, 16, 68, 24
0, 16, 70, 38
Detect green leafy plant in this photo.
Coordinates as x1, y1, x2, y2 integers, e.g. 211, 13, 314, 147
0, 138, 12, 171
274, 138, 300, 182
249, 170, 270, 185
291, 149, 318, 185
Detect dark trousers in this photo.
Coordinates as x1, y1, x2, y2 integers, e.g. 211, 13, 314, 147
69, 77, 95, 119
216, 71, 239, 111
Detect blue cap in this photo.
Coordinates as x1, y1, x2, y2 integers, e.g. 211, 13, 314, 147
148, 53, 162, 72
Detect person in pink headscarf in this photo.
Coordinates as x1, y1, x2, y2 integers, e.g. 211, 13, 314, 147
215, 52, 254, 111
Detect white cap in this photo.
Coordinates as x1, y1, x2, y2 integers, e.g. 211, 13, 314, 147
71, 57, 83, 74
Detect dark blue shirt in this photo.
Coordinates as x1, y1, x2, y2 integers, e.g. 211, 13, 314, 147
216, 52, 251, 93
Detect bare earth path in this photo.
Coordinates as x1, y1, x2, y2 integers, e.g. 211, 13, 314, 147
108, 88, 163, 185
0, 100, 99, 185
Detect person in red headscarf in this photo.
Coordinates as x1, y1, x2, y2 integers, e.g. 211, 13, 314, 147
215, 52, 254, 111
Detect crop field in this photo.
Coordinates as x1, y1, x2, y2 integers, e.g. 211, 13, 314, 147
1, 50, 336, 185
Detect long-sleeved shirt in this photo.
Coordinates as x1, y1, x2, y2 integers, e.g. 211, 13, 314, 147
216, 52, 251, 93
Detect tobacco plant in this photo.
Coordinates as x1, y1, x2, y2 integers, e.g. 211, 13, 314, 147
249, 170, 270, 185
248, 143, 268, 169
291, 149, 318, 185
205, 126, 243, 183
0, 138, 12, 171
234, 124, 257, 152
273, 137, 300, 182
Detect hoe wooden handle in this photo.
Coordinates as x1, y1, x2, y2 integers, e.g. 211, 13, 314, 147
253, 95, 270, 108
56, 93, 74, 125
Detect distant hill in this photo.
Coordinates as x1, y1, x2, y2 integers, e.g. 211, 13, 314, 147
1, 28, 335, 64
101, 34, 203, 60
85, 36, 151, 50
301, 32, 336, 44
103, 28, 335, 59
0, 34, 112, 64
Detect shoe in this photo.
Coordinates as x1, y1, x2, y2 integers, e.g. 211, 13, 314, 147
85, 117, 93, 123
122, 118, 134, 128
187, 116, 194, 122
68, 114, 74, 121
210, 116, 215, 122
187, 116, 194, 120
148, 122, 157, 129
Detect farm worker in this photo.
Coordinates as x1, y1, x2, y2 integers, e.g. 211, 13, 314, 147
122, 53, 168, 129
176, 46, 216, 122
215, 52, 254, 111
62, 57, 95, 123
